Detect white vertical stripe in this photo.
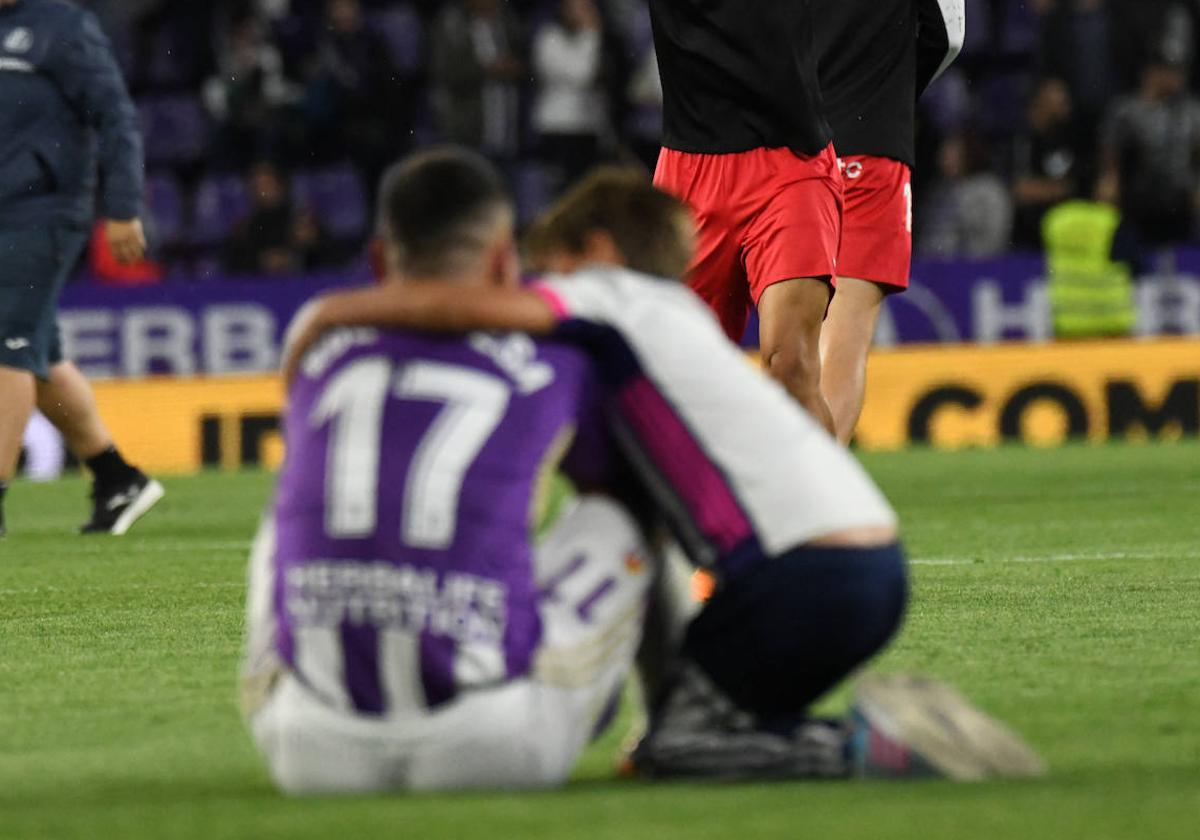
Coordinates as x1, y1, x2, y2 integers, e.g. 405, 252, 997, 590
454, 640, 506, 689
243, 516, 278, 675
931, 0, 966, 85
294, 625, 351, 710
379, 630, 427, 715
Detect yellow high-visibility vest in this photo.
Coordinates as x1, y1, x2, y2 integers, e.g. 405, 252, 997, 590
1042, 201, 1136, 338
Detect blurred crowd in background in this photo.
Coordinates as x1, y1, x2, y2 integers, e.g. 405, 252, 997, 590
77, 0, 1200, 282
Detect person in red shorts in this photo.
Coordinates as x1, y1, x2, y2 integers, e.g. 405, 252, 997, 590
816, 0, 965, 443
648, 1, 842, 433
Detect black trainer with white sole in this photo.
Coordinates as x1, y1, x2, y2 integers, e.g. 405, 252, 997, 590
627, 664, 850, 780
80, 473, 165, 536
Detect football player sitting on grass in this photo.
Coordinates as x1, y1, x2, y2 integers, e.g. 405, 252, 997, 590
273, 159, 1046, 789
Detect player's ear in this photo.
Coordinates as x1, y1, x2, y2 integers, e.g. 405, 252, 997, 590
487, 235, 522, 288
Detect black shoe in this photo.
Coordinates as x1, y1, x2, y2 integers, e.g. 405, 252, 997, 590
0, 503, 6, 538
625, 664, 848, 780
80, 473, 165, 536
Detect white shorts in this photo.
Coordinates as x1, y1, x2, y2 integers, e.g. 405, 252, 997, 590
242, 496, 651, 794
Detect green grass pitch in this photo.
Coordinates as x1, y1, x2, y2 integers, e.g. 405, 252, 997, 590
1, 443, 1198, 839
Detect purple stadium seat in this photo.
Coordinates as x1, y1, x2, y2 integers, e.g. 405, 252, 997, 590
145, 173, 184, 249
630, 4, 654, 54
370, 5, 424, 74
192, 255, 224, 282
978, 72, 1032, 136
1000, 1, 1039, 56
142, 29, 189, 89
513, 162, 552, 226
191, 175, 250, 246
139, 97, 211, 165
293, 166, 368, 240
961, 0, 993, 57
921, 68, 972, 136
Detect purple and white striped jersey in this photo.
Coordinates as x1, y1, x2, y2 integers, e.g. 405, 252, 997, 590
271, 327, 607, 716
533, 267, 897, 579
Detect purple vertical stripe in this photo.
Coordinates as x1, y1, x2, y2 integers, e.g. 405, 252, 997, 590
420, 633, 458, 708
274, 564, 296, 670
616, 377, 754, 553
341, 624, 385, 715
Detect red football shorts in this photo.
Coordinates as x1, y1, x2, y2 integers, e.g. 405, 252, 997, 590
654, 144, 843, 342
837, 155, 912, 291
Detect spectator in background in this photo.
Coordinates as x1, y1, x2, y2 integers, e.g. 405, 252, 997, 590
621, 3, 662, 173
204, 12, 302, 169
128, 2, 216, 91
1111, 0, 1200, 91
223, 162, 333, 276
430, 0, 525, 161
532, 0, 609, 187
1100, 40, 1200, 262
303, 0, 398, 173
1037, 0, 1116, 184
918, 134, 1015, 259
1012, 78, 1078, 249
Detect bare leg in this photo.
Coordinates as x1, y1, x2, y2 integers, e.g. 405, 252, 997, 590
0, 366, 37, 482
36, 361, 114, 461
39, 361, 161, 535
819, 277, 886, 445
757, 278, 836, 435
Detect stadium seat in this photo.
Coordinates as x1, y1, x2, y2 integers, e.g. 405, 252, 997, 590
141, 28, 194, 89
369, 5, 424, 74
139, 97, 212, 166
630, 3, 654, 53
977, 72, 1033, 137
961, 0, 994, 57
191, 175, 250, 246
145, 173, 185, 249
1000, 1, 1039, 56
292, 166, 368, 241
192, 254, 224, 282
514, 162, 552, 227
921, 69, 972, 136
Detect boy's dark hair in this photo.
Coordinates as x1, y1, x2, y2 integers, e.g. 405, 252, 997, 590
527, 167, 694, 279
378, 146, 512, 275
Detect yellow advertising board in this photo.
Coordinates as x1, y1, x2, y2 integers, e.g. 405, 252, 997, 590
857, 338, 1200, 450
93, 375, 285, 473
92, 338, 1200, 473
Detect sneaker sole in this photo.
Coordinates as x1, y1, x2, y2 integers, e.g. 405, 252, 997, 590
854, 674, 1046, 781
110, 480, 166, 536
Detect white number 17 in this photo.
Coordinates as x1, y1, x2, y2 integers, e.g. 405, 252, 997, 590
311, 357, 511, 547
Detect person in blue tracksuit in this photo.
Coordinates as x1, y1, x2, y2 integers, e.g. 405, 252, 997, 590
0, 0, 163, 537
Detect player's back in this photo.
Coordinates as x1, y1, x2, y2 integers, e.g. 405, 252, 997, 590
649, 0, 831, 156
816, 0, 918, 164
536, 268, 896, 575
273, 327, 598, 716
816, 0, 964, 166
